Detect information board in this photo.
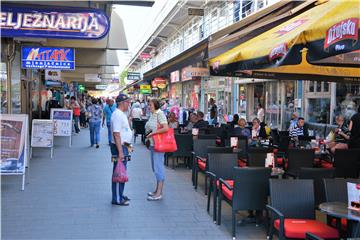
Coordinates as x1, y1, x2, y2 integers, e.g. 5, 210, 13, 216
1, 114, 29, 190
31, 120, 54, 148
50, 109, 73, 137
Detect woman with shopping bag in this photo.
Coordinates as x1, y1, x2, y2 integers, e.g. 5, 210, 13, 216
145, 99, 177, 201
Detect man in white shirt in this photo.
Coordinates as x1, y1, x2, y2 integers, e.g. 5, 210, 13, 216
110, 93, 133, 206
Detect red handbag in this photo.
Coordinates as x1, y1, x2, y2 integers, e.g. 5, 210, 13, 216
152, 128, 178, 152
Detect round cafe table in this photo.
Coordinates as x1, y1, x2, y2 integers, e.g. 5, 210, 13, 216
319, 202, 360, 237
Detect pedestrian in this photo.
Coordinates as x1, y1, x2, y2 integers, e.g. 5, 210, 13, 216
87, 98, 103, 148
69, 96, 81, 134
145, 99, 169, 201
103, 98, 116, 145
256, 103, 265, 123
349, 106, 360, 148
110, 93, 133, 206
130, 102, 142, 120
208, 98, 218, 125
79, 98, 87, 128
168, 112, 179, 129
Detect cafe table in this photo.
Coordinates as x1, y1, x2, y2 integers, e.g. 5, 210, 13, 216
319, 202, 360, 237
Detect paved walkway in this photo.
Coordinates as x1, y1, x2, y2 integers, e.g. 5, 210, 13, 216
2, 127, 266, 239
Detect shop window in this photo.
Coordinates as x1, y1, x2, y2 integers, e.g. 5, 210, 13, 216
0, 62, 7, 113
334, 83, 360, 123
307, 98, 330, 124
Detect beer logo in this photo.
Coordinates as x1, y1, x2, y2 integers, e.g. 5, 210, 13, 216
269, 43, 288, 62
324, 18, 359, 50
275, 19, 308, 37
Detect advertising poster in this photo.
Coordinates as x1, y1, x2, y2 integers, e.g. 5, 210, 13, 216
0, 114, 28, 174
31, 120, 54, 148
50, 109, 72, 137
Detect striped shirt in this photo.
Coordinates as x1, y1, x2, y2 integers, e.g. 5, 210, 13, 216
289, 124, 304, 138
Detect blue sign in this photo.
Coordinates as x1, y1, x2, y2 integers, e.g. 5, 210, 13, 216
1, 5, 110, 40
21, 47, 75, 70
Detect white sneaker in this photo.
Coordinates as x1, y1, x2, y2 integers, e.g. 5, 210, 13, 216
147, 195, 162, 201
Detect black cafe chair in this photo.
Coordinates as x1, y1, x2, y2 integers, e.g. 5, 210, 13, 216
267, 179, 339, 240
286, 149, 315, 178
132, 119, 147, 144
192, 139, 217, 188
247, 148, 273, 167
196, 147, 233, 195
299, 168, 335, 207
218, 167, 271, 239
333, 149, 360, 178
205, 152, 238, 222
166, 133, 193, 169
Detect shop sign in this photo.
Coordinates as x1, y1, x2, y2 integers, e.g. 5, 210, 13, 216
84, 73, 101, 82
45, 80, 62, 87
188, 8, 204, 16
95, 85, 107, 90
127, 72, 141, 81
181, 66, 209, 81
152, 77, 167, 89
0, 5, 110, 39
140, 85, 151, 90
21, 46, 75, 70
45, 70, 61, 81
170, 70, 180, 83
140, 53, 151, 60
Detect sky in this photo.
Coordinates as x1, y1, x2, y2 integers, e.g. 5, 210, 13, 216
113, 1, 167, 73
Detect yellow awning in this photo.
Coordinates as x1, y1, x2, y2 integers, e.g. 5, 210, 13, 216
209, 0, 360, 81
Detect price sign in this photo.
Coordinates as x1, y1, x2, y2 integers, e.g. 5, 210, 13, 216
50, 109, 72, 137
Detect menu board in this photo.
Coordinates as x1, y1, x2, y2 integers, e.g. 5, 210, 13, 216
50, 108, 72, 137
31, 120, 54, 148
1, 114, 28, 174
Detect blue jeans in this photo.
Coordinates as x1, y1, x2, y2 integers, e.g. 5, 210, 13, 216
89, 121, 101, 145
111, 144, 129, 203
106, 122, 112, 144
74, 116, 80, 133
150, 147, 165, 182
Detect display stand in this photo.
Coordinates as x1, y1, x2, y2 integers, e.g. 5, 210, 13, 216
1, 114, 29, 191
50, 108, 73, 147
30, 119, 54, 159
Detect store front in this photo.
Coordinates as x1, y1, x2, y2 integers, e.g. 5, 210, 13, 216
169, 70, 182, 106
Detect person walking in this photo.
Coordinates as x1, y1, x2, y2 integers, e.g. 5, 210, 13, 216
145, 99, 169, 201
69, 96, 81, 134
103, 98, 116, 145
110, 94, 133, 206
87, 98, 103, 148
79, 99, 87, 128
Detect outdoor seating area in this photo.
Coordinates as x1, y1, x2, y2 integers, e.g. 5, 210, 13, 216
159, 124, 360, 239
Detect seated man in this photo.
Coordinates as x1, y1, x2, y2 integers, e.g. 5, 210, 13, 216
193, 111, 209, 129
289, 117, 308, 138
185, 112, 198, 131
327, 115, 350, 153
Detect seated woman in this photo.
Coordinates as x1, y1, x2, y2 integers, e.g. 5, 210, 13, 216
327, 115, 350, 153
168, 112, 179, 129
231, 114, 240, 128
250, 118, 267, 145
238, 118, 251, 139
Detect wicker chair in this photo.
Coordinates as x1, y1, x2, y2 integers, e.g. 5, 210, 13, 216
132, 119, 147, 144
299, 168, 335, 207
218, 167, 272, 239
267, 179, 339, 240
333, 149, 360, 178
286, 149, 315, 178
166, 133, 193, 169
195, 146, 233, 195
192, 139, 217, 187
205, 152, 238, 222
247, 148, 273, 167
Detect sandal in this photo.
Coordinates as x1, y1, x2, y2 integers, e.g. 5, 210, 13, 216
147, 195, 162, 201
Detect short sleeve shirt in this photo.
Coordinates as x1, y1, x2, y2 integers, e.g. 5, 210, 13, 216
103, 104, 116, 124
145, 109, 167, 145
111, 109, 133, 144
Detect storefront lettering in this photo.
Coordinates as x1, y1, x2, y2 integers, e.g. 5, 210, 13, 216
325, 18, 358, 49
275, 19, 308, 36
0, 5, 109, 39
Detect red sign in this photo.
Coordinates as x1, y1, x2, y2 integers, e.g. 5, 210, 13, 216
152, 77, 167, 89
324, 18, 359, 50
140, 53, 152, 60
275, 19, 308, 37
